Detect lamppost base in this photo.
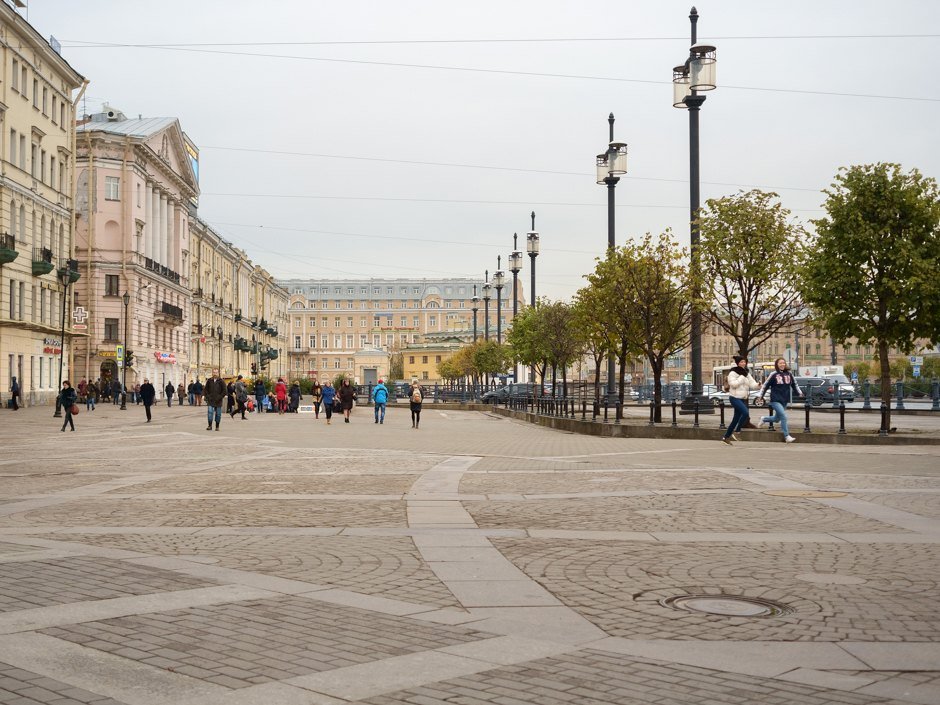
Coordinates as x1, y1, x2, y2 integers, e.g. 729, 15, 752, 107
120, 392, 127, 410
680, 392, 715, 414
53, 402, 62, 418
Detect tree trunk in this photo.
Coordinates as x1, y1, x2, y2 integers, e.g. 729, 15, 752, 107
652, 359, 663, 423
617, 357, 627, 420
879, 339, 892, 432
593, 353, 603, 406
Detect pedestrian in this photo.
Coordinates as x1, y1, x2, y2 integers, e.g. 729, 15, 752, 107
409, 380, 424, 429
288, 380, 301, 413
177, 383, 185, 406
225, 379, 236, 416
338, 378, 354, 423
722, 355, 760, 445
253, 377, 266, 414
187, 381, 195, 406
134, 383, 141, 404
310, 380, 322, 419
85, 380, 98, 411
58, 380, 77, 432
204, 369, 226, 431
193, 378, 203, 406
233, 375, 248, 420
9, 376, 20, 410
321, 380, 336, 425
759, 357, 803, 443
77, 377, 87, 401
112, 378, 122, 405
140, 378, 156, 422
165, 380, 175, 407
372, 378, 389, 424
275, 378, 288, 414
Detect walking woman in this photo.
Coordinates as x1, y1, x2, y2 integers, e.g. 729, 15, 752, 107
311, 380, 322, 419
275, 378, 288, 414
321, 381, 336, 425
338, 378, 355, 423
759, 357, 803, 443
288, 381, 301, 413
409, 380, 424, 429
58, 380, 78, 432
9, 376, 20, 410
722, 355, 760, 445
85, 380, 98, 411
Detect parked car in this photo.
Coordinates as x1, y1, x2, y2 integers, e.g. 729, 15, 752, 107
795, 376, 856, 405
481, 383, 534, 404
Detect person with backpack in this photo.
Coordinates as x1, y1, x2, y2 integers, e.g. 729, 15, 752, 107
85, 380, 98, 411
758, 357, 804, 444
321, 381, 336, 425
409, 380, 424, 429
371, 379, 389, 424
338, 378, 355, 423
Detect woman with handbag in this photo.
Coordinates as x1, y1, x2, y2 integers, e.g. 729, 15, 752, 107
58, 380, 78, 432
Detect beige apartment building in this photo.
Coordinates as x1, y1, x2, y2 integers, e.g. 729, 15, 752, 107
280, 278, 523, 384
0, 5, 84, 406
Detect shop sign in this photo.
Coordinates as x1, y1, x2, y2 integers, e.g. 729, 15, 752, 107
99, 350, 117, 358
44, 337, 63, 355
154, 351, 177, 364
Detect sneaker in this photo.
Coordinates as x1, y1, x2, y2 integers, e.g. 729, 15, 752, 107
785, 435, 796, 443
721, 437, 733, 445
731, 434, 740, 442
215, 426, 220, 431
206, 425, 212, 431
380, 420, 383, 424
758, 420, 767, 429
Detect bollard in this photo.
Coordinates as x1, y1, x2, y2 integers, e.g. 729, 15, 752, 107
863, 381, 871, 410
671, 399, 678, 428
896, 381, 905, 410
804, 398, 812, 434
839, 400, 846, 434
582, 397, 586, 421
718, 399, 726, 430
615, 401, 622, 423
604, 401, 609, 423
649, 401, 655, 426
880, 401, 888, 436
693, 400, 700, 428
933, 379, 940, 411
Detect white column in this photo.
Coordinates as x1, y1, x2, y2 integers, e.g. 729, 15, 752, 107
151, 189, 161, 265
144, 183, 153, 261
160, 194, 169, 267
172, 204, 181, 273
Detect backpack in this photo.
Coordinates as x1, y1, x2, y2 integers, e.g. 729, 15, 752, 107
411, 387, 423, 404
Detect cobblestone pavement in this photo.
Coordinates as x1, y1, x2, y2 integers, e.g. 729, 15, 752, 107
0, 403, 938, 704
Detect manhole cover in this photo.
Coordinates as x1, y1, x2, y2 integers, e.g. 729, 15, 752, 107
661, 595, 791, 617
763, 490, 848, 498
795, 572, 866, 585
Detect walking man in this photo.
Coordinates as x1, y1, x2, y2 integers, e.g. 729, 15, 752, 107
233, 375, 248, 420
204, 369, 226, 431
140, 378, 156, 422
112, 378, 122, 405
253, 377, 266, 414
372, 378, 389, 424
165, 380, 175, 407
9, 376, 19, 410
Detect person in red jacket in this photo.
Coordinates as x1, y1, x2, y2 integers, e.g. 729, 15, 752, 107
275, 378, 288, 414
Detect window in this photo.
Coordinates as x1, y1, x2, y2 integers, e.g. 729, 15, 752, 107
30, 143, 37, 177
104, 318, 119, 340
422, 371, 429, 380
321, 317, 327, 327
105, 176, 120, 200
334, 335, 342, 348
413, 287, 420, 294
429, 315, 437, 326
294, 335, 301, 349
346, 301, 353, 309
360, 318, 367, 327
40, 150, 46, 182
42, 87, 48, 114
18, 135, 25, 170
360, 335, 367, 346
309, 335, 315, 347
334, 317, 340, 328
346, 334, 353, 347
373, 317, 380, 327
32, 79, 38, 107
413, 316, 419, 326
52, 97, 57, 124
60, 102, 65, 127
386, 287, 393, 294
436, 355, 442, 363
400, 317, 406, 326
49, 157, 55, 187
422, 356, 428, 364
373, 335, 380, 347
346, 287, 353, 294
409, 356, 415, 364
347, 317, 353, 327
360, 287, 367, 294
136, 183, 140, 206
11, 59, 18, 92
20, 66, 27, 95
334, 359, 341, 369
105, 275, 120, 296
385, 334, 393, 346
321, 335, 328, 348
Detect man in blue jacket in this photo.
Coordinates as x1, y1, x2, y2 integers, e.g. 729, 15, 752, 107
371, 379, 389, 424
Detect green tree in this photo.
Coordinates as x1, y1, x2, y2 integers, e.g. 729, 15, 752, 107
506, 304, 550, 393
538, 300, 582, 397
699, 189, 808, 359
573, 287, 613, 405
437, 357, 463, 382
471, 340, 511, 380
801, 163, 940, 430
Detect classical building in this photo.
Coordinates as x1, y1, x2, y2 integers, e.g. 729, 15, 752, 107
189, 218, 288, 383
402, 338, 464, 383
0, 5, 84, 406
72, 106, 197, 393
280, 277, 523, 382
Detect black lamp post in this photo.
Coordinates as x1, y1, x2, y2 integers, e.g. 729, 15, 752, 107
509, 236, 523, 382
120, 291, 129, 410
494, 261, 505, 346
482, 272, 491, 342
251, 333, 257, 375
471, 285, 479, 342
596, 113, 628, 407
53, 260, 79, 418
217, 325, 223, 373
526, 212, 539, 387
673, 6, 717, 405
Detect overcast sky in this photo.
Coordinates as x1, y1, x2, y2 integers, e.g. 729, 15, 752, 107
23, 0, 940, 301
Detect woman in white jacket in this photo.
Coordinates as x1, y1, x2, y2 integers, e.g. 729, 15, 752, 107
722, 355, 761, 445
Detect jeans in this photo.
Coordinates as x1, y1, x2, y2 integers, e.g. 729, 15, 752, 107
189, 393, 195, 406
255, 396, 264, 413
207, 405, 222, 427
113, 393, 121, 405
724, 397, 750, 438
86, 397, 96, 410
374, 402, 386, 422
762, 401, 790, 437
145, 403, 152, 422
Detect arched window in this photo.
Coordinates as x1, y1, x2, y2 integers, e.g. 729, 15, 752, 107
18, 204, 25, 240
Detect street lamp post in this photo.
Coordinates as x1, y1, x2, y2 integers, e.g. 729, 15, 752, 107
217, 325, 223, 373
526, 213, 539, 388
596, 113, 628, 408
482, 273, 491, 342
509, 236, 523, 382
53, 260, 78, 418
672, 5, 717, 407
471, 285, 480, 342
494, 263, 505, 346
120, 291, 130, 410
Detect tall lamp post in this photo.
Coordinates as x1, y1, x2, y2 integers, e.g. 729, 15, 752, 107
509, 236, 523, 382
53, 259, 79, 418
494, 259, 505, 343
526, 213, 539, 388
596, 113, 628, 407
120, 291, 130, 410
482, 273, 491, 342
672, 6, 716, 406
217, 325, 223, 373
471, 285, 479, 342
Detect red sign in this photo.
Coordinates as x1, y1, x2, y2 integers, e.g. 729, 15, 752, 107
44, 346, 62, 355
154, 351, 177, 364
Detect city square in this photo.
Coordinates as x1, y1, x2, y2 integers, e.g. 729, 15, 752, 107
1, 403, 939, 704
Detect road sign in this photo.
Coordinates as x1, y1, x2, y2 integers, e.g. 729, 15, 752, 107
783, 348, 796, 364
909, 355, 924, 365
913, 365, 921, 378
851, 370, 858, 381
116, 345, 124, 362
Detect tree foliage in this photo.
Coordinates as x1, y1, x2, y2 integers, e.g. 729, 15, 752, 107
573, 287, 613, 403
506, 304, 549, 389
801, 163, 940, 429
698, 189, 808, 357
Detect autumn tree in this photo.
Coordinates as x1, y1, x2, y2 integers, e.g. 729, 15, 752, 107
573, 286, 614, 405
506, 303, 550, 393
698, 189, 808, 358
800, 163, 940, 431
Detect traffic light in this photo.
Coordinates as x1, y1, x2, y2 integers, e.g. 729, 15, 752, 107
124, 350, 134, 368
251, 363, 257, 375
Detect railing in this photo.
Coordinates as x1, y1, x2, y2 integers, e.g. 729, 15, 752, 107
143, 257, 181, 285
159, 301, 184, 321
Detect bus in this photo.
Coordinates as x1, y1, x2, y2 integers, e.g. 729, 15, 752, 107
712, 361, 777, 406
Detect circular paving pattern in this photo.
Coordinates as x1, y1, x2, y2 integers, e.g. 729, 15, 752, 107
661, 594, 792, 617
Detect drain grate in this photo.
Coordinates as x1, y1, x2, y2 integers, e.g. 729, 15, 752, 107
661, 594, 791, 618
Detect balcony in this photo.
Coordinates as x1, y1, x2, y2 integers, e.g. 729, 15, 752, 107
0, 233, 17, 265
193, 288, 203, 301
234, 312, 242, 322
155, 301, 184, 325
143, 257, 181, 285
289, 347, 310, 355
32, 247, 54, 276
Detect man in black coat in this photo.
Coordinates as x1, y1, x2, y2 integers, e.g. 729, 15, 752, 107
165, 381, 175, 407
140, 378, 156, 422
204, 369, 226, 431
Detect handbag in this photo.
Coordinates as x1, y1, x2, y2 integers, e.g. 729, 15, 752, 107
70, 404, 79, 415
